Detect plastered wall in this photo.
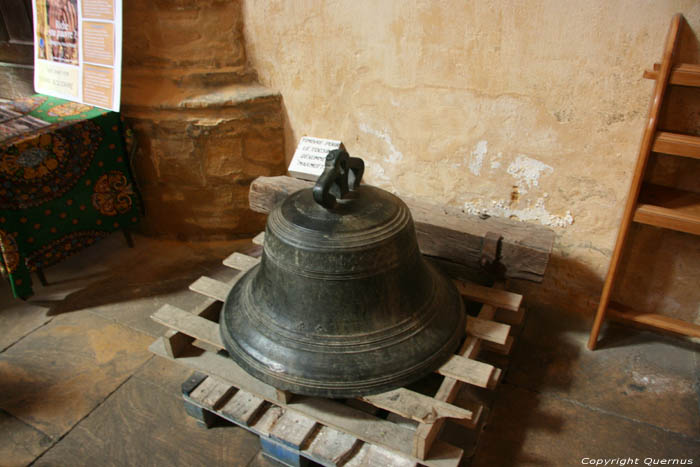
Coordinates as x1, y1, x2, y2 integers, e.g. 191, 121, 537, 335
241, 0, 700, 321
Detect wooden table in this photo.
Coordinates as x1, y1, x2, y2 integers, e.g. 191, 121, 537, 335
0, 94, 141, 298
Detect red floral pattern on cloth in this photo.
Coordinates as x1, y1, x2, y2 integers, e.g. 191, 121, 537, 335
25, 230, 108, 270
92, 171, 134, 216
47, 102, 93, 117
0, 120, 102, 209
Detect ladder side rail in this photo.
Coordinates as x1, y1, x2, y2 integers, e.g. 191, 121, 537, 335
587, 14, 685, 350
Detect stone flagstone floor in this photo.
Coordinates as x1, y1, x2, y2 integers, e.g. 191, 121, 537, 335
0, 231, 698, 466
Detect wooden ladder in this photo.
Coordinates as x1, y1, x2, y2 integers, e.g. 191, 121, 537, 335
588, 13, 700, 350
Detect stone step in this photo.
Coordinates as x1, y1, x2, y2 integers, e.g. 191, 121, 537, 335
122, 79, 280, 113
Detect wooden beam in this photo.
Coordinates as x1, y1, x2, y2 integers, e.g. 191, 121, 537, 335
249, 176, 554, 282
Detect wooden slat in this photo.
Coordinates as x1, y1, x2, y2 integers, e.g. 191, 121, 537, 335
362, 388, 473, 424
345, 443, 419, 467
609, 304, 700, 338
223, 252, 260, 271
270, 410, 319, 449
149, 340, 462, 467
252, 232, 265, 245
252, 405, 284, 437
435, 355, 494, 389
453, 280, 522, 312
483, 335, 515, 355
307, 426, 362, 466
494, 306, 526, 326
634, 184, 700, 235
288, 398, 427, 462
412, 311, 487, 458
249, 175, 555, 282
162, 329, 194, 358
189, 276, 229, 302
219, 389, 267, 425
466, 317, 510, 345
188, 377, 235, 411
152, 304, 224, 350
652, 131, 700, 159
644, 62, 700, 87
161, 298, 219, 358
151, 308, 480, 425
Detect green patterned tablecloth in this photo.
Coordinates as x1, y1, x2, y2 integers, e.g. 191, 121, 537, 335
0, 95, 141, 299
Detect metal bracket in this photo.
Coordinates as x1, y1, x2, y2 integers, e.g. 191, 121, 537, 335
480, 231, 503, 269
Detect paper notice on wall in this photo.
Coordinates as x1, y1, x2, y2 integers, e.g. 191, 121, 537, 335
32, 0, 122, 111
288, 136, 345, 181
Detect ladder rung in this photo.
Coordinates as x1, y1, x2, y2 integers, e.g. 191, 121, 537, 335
634, 184, 700, 235
644, 62, 700, 87
652, 131, 700, 159
609, 303, 700, 338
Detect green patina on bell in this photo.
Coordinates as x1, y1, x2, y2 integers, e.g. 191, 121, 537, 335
220, 149, 466, 398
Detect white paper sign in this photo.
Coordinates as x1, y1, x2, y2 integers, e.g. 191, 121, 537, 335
32, 0, 123, 111
288, 136, 344, 181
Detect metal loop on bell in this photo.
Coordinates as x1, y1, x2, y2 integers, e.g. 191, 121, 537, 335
312, 149, 365, 209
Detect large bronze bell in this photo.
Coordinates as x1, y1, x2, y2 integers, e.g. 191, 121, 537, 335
220, 150, 466, 398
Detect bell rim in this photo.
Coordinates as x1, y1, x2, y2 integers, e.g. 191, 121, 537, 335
219, 264, 466, 398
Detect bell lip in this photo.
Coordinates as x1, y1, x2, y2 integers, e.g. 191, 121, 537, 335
221, 320, 465, 398
219, 265, 467, 399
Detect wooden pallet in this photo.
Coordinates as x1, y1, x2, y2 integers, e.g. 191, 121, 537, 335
148, 232, 525, 466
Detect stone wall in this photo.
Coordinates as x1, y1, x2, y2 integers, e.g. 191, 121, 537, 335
240, 0, 700, 320
121, 0, 286, 239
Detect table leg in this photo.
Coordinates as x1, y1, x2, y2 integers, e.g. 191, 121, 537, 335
122, 229, 134, 248
36, 267, 48, 286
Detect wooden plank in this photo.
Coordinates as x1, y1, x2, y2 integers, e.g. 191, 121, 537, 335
454, 280, 522, 312
151, 305, 224, 350
188, 377, 235, 411
645, 62, 700, 87
219, 390, 267, 425
451, 401, 484, 430
253, 232, 265, 245
494, 306, 526, 326
162, 329, 194, 358
249, 176, 555, 282
149, 340, 463, 466
223, 252, 260, 271
652, 131, 700, 159
466, 317, 510, 345
488, 368, 503, 389
270, 410, 319, 449
286, 396, 415, 456
307, 426, 362, 466
634, 183, 700, 235
152, 304, 496, 402
412, 333, 483, 459
251, 405, 284, 437
362, 388, 473, 424
189, 276, 229, 302
483, 336, 515, 355
150, 338, 281, 401
609, 304, 700, 338
275, 389, 293, 405
345, 443, 419, 467
161, 297, 219, 358
436, 355, 494, 389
